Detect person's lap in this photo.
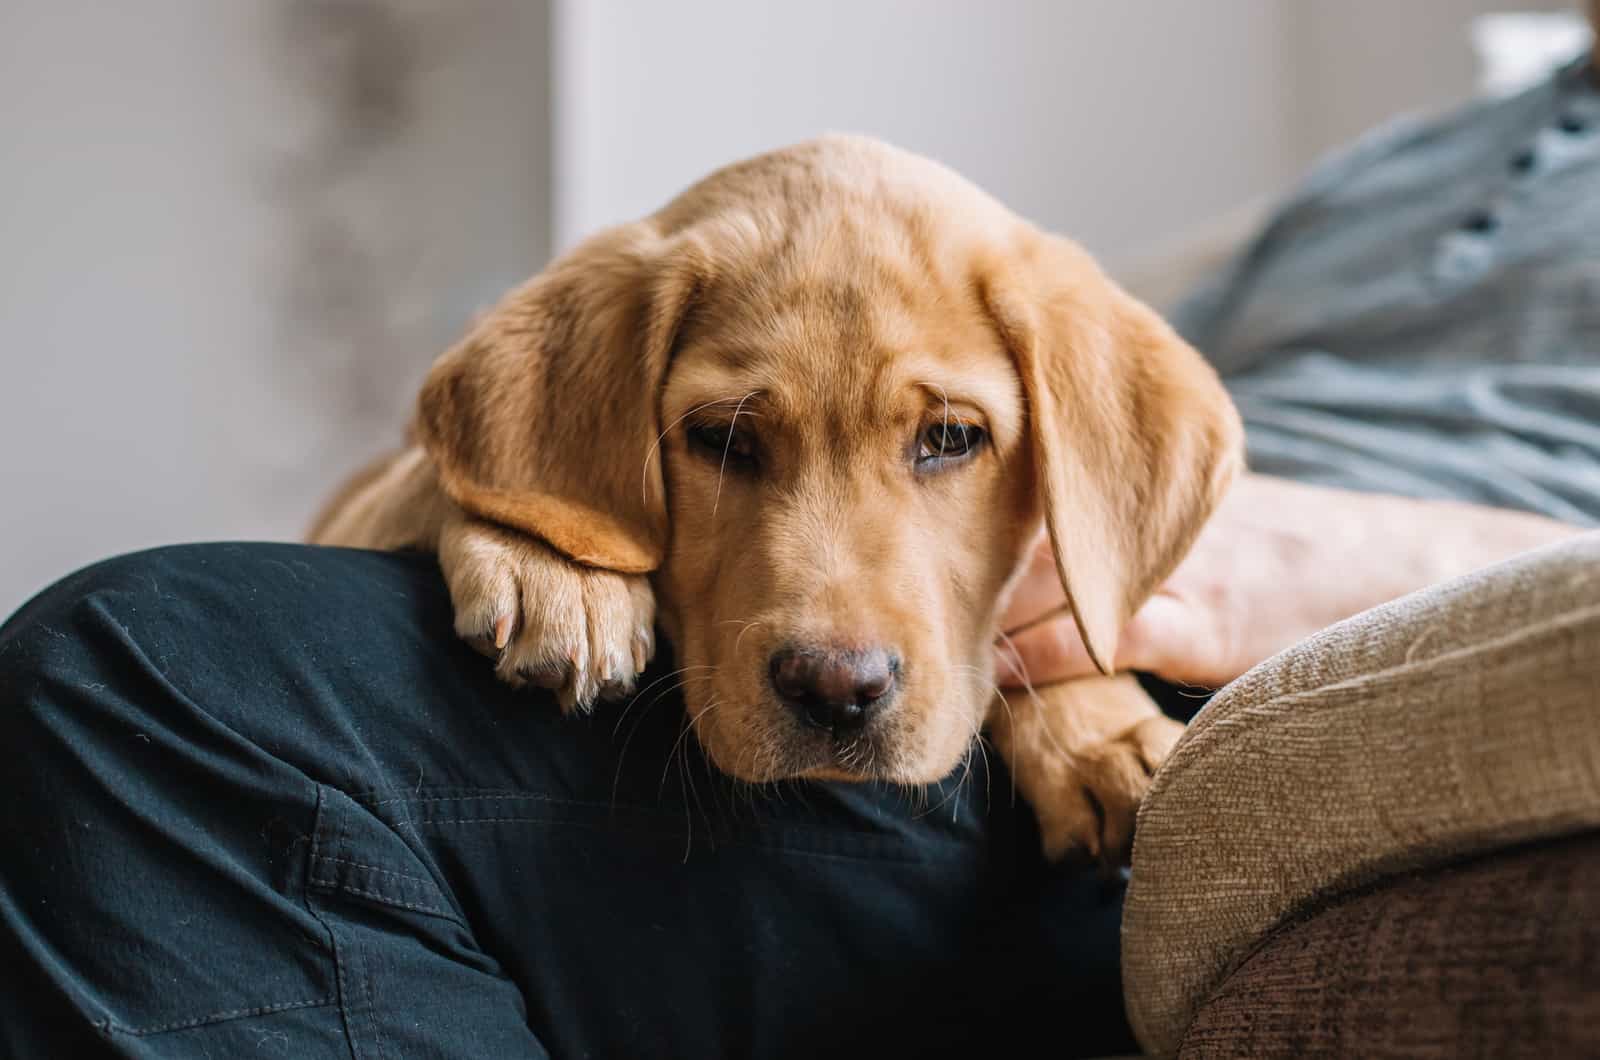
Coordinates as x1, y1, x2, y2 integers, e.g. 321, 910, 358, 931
0, 542, 1133, 1058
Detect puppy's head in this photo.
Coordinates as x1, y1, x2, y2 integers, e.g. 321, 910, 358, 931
417, 136, 1240, 784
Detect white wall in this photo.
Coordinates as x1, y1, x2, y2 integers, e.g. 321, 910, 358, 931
553, 0, 1556, 262
0, 1, 550, 614
1288, 0, 1555, 163
554, 0, 1300, 262
0, 0, 1571, 616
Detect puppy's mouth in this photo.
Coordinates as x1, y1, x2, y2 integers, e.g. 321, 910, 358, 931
789, 727, 896, 782
680, 637, 966, 785
689, 688, 932, 785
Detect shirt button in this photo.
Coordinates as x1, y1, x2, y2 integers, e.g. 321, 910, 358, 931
1461, 210, 1498, 234
1510, 148, 1537, 173
1557, 112, 1588, 135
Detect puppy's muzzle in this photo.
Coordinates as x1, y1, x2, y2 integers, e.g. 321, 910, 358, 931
768, 645, 899, 736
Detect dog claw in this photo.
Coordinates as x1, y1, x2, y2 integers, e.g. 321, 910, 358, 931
493, 614, 514, 651
557, 680, 593, 715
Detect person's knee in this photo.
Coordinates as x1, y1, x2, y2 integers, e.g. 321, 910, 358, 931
2, 541, 551, 812
0, 547, 371, 1052
5, 540, 449, 685
0, 547, 223, 787
3, 543, 254, 694
2, 546, 180, 715
1, 543, 440, 749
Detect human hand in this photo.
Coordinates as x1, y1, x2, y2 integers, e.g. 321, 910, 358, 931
993, 474, 1579, 690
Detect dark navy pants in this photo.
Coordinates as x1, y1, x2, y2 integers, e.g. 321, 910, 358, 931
0, 544, 1138, 1058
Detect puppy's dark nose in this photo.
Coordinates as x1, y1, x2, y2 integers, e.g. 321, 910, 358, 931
769, 646, 898, 735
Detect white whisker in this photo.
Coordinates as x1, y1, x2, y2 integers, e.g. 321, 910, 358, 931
926, 382, 952, 458
613, 665, 717, 738
711, 391, 758, 519
641, 397, 742, 507
662, 699, 721, 793
918, 742, 971, 821
611, 672, 715, 807
733, 620, 765, 657
716, 617, 767, 658
993, 632, 1073, 763
953, 662, 1016, 806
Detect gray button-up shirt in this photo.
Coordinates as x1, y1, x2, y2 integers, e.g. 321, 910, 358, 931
1174, 58, 1600, 525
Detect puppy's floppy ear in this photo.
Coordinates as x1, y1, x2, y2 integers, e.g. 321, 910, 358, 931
982, 230, 1243, 674
416, 222, 703, 573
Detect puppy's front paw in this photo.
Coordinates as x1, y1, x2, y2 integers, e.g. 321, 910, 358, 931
439, 516, 656, 713
1032, 714, 1183, 865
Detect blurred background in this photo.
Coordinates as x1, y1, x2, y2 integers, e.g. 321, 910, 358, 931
1, 0, 1592, 615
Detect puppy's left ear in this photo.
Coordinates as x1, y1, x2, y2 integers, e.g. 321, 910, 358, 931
414, 222, 706, 573
982, 231, 1244, 674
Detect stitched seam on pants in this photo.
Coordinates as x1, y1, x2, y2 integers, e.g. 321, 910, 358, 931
95, 996, 340, 1037
348, 797, 461, 914
310, 855, 438, 886
304, 786, 361, 1060
409, 815, 976, 864
357, 786, 961, 826
311, 785, 467, 925
362, 940, 390, 1060
306, 876, 466, 922
352, 790, 986, 869
352, 789, 578, 808
353, 789, 981, 853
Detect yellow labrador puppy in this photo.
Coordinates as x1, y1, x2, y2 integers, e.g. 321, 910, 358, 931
311, 135, 1241, 862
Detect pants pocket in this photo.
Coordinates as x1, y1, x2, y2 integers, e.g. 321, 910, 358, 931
304, 784, 548, 1060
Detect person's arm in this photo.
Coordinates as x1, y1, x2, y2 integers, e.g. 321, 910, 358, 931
995, 473, 1587, 689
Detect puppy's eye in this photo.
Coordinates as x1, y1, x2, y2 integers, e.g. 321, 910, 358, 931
916, 421, 987, 467
687, 422, 758, 467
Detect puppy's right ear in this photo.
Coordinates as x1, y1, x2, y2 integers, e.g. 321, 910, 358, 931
981, 229, 1243, 676
416, 223, 702, 573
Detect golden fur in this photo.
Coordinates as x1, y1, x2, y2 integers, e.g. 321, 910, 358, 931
311, 135, 1242, 861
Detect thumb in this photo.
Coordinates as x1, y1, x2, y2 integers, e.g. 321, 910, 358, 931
992, 593, 1200, 687
1113, 592, 1210, 684
992, 612, 1102, 688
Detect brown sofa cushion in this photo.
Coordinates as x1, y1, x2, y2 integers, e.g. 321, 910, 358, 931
1122, 534, 1600, 1055
1180, 831, 1600, 1059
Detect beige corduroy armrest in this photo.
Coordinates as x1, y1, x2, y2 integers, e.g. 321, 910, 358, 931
1120, 532, 1600, 1057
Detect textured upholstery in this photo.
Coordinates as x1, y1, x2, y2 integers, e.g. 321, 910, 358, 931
1179, 831, 1600, 1058
1122, 533, 1600, 1055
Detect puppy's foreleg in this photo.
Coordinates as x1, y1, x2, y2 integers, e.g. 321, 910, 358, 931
987, 675, 1182, 864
